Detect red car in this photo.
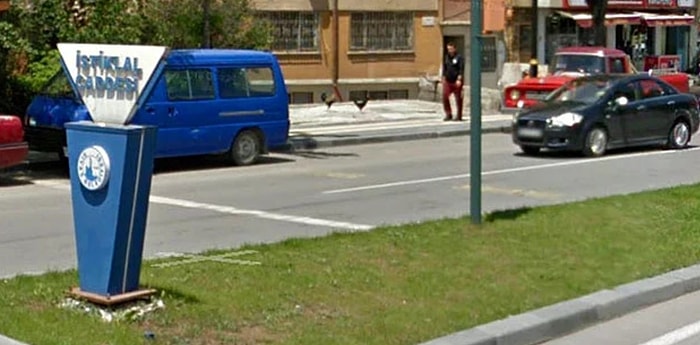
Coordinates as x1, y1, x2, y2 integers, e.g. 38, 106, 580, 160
503, 47, 691, 111
0, 115, 29, 170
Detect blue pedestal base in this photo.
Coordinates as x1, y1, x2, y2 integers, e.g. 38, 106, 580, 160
66, 121, 157, 297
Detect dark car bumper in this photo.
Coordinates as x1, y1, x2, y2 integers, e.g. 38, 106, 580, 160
511, 119, 585, 151
24, 125, 67, 155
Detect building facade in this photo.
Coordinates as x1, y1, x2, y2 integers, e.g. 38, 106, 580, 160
253, 0, 508, 104
506, 0, 698, 71
252, 0, 442, 104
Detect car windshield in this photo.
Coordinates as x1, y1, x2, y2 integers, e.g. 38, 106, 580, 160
544, 79, 614, 104
552, 54, 605, 75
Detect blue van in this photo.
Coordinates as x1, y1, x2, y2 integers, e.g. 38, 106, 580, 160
24, 49, 290, 166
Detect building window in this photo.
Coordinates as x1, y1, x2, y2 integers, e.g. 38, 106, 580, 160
481, 36, 497, 72
388, 90, 409, 99
289, 92, 314, 104
261, 11, 319, 52
350, 12, 414, 52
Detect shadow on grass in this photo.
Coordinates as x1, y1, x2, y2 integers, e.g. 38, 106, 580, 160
484, 207, 532, 223
149, 285, 201, 305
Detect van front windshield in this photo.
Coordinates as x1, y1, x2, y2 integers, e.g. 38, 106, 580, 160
41, 71, 78, 100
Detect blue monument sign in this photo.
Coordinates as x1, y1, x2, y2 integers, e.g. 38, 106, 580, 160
57, 43, 168, 302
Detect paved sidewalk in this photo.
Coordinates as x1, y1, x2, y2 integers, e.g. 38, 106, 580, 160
286, 99, 512, 150
0, 334, 27, 345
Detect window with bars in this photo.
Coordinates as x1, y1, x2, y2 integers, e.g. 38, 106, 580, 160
260, 11, 319, 52
350, 12, 414, 52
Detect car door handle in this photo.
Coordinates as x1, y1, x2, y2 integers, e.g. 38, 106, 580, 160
667, 100, 676, 105
145, 106, 155, 114
168, 107, 178, 117
637, 105, 646, 110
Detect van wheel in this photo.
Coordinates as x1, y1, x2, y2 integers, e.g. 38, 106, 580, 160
230, 130, 260, 166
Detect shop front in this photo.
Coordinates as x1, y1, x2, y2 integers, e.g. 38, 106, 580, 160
544, 0, 696, 70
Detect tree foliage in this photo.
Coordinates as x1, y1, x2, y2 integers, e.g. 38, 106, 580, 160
0, 0, 273, 115
585, 0, 608, 46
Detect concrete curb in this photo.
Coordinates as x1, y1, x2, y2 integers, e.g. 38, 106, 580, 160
282, 125, 512, 151
417, 263, 700, 345
0, 334, 29, 345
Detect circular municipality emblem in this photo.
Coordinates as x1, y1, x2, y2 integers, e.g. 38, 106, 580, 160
77, 145, 111, 191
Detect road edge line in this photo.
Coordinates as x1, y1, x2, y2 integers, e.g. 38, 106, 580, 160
416, 264, 700, 345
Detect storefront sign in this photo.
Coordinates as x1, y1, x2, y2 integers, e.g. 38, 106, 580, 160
645, 0, 677, 7
563, 0, 684, 8
564, 0, 643, 8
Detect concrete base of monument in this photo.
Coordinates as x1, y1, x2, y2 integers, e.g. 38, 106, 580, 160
68, 286, 158, 306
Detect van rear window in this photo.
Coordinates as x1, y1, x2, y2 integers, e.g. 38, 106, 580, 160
165, 69, 216, 101
217, 67, 275, 99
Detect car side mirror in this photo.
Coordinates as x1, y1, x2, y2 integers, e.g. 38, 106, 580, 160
609, 96, 629, 113
615, 96, 629, 107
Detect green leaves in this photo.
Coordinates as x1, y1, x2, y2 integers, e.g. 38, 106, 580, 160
0, 0, 273, 115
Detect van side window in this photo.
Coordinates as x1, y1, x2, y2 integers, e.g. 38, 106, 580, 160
217, 68, 249, 98
246, 68, 275, 97
165, 69, 215, 101
217, 67, 275, 99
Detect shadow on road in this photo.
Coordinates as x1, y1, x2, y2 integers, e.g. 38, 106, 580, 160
513, 144, 698, 160
0, 174, 33, 188
284, 150, 359, 160
12, 152, 299, 181
484, 207, 532, 223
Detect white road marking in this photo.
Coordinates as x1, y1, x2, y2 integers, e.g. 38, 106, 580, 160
637, 319, 700, 345
150, 195, 373, 230
32, 180, 373, 231
323, 146, 700, 194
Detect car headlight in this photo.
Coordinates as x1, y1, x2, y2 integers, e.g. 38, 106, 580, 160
548, 112, 583, 127
510, 90, 520, 100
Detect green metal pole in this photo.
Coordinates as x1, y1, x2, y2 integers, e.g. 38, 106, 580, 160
470, 0, 482, 224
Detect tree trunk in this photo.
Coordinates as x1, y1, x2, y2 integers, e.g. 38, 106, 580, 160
202, 0, 211, 48
586, 0, 608, 46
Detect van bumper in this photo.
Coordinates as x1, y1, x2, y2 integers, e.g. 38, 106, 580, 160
24, 125, 66, 155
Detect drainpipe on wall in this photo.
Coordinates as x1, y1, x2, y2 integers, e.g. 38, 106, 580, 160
332, 0, 342, 100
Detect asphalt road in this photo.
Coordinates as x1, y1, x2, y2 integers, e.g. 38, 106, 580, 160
540, 290, 700, 345
3, 133, 700, 279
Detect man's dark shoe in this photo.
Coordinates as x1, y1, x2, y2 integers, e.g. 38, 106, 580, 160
443, 116, 452, 121
454, 117, 463, 121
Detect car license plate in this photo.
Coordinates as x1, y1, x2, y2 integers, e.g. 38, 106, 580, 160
526, 92, 547, 100
518, 128, 543, 138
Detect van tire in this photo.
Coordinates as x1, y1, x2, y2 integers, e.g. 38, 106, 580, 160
230, 130, 261, 166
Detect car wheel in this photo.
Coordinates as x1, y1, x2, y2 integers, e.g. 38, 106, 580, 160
520, 145, 540, 155
583, 127, 608, 157
667, 120, 691, 149
229, 130, 261, 166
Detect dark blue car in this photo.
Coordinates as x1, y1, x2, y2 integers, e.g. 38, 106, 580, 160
512, 74, 700, 157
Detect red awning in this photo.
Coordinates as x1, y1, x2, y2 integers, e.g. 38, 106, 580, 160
557, 11, 642, 28
636, 12, 695, 26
